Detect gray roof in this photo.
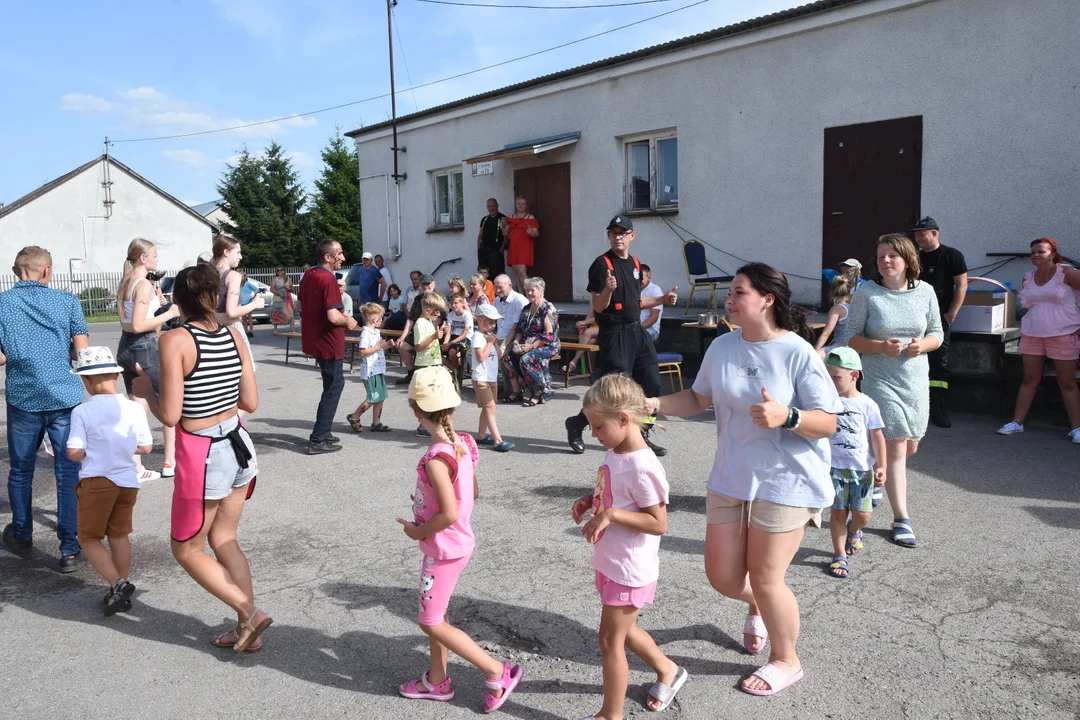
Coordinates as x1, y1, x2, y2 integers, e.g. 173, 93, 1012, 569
346, 0, 867, 138
189, 199, 224, 217
0, 155, 219, 231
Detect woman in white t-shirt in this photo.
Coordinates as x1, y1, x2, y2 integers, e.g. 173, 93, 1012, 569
648, 263, 842, 697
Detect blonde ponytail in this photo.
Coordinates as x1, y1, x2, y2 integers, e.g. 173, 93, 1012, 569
117, 238, 156, 308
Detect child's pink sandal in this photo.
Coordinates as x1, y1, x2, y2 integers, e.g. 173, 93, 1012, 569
399, 670, 454, 701
742, 614, 768, 654
482, 661, 524, 713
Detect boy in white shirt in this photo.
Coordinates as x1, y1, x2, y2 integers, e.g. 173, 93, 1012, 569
346, 303, 391, 432
65, 347, 153, 615
471, 305, 514, 452
824, 347, 886, 579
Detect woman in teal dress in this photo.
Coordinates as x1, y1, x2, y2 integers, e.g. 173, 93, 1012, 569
846, 234, 943, 549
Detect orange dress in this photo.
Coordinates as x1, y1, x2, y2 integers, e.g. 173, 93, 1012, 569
505, 216, 538, 268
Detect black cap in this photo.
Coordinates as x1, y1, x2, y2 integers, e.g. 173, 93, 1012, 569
419, 273, 435, 285
911, 216, 939, 231
606, 215, 633, 232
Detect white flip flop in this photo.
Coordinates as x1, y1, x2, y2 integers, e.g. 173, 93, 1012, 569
646, 666, 689, 711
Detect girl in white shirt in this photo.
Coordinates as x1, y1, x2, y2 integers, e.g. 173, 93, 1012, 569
648, 262, 841, 697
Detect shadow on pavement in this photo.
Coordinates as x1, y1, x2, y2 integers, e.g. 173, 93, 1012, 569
1022, 505, 1080, 530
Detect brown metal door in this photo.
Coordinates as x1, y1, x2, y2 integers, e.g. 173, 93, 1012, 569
514, 163, 573, 302
822, 116, 922, 303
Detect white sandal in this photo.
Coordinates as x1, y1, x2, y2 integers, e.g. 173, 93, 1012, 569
645, 666, 688, 711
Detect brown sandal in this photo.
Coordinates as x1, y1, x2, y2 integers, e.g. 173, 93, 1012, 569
346, 414, 364, 433
233, 610, 273, 654
211, 627, 263, 653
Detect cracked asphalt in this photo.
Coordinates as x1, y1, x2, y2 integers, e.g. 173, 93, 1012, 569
2, 323, 1078, 720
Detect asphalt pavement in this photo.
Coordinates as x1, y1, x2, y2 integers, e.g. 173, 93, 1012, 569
2, 323, 1078, 719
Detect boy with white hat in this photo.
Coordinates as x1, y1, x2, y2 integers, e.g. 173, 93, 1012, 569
471, 304, 514, 452
66, 347, 153, 615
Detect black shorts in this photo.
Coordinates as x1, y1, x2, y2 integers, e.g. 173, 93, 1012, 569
595, 323, 661, 397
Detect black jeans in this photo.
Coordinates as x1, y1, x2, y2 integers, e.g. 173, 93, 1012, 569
311, 358, 344, 442
567, 322, 661, 432
928, 315, 951, 393
478, 246, 506, 279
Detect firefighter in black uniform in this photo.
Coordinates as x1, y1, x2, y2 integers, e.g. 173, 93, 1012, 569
565, 215, 678, 455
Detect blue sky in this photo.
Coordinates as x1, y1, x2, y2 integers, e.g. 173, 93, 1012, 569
0, 0, 795, 208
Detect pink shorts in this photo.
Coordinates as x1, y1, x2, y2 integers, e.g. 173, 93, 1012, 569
1019, 333, 1080, 361
594, 571, 657, 609
418, 553, 471, 626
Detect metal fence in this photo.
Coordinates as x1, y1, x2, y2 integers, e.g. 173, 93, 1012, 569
0, 266, 307, 319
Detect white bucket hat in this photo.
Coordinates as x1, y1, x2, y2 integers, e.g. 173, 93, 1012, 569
71, 346, 124, 376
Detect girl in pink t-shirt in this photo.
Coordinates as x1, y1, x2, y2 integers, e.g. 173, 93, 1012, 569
396, 366, 523, 713
571, 375, 688, 718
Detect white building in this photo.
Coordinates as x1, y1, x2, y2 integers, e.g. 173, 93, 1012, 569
0, 154, 217, 275
347, 0, 1080, 305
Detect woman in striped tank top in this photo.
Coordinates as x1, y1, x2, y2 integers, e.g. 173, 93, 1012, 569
133, 261, 272, 653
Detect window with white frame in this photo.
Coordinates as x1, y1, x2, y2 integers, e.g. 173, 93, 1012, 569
431, 168, 465, 227
624, 133, 678, 212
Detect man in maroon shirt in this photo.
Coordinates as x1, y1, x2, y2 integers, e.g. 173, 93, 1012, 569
301, 239, 359, 454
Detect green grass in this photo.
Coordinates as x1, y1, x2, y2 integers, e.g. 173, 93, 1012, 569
86, 314, 120, 324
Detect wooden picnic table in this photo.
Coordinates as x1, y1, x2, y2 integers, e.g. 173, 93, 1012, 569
680, 319, 827, 357
275, 328, 404, 372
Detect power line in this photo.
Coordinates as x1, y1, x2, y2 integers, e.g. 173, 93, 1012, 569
414, 0, 677, 8
391, 5, 421, 113
109, 0, 713, 144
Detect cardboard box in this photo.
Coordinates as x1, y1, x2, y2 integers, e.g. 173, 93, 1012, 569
951, 290, 1015, 332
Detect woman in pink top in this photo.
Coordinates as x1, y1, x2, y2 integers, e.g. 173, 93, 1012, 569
571, 375, 687, 718
998, 237, 1080, 442
396, 366, 524, 712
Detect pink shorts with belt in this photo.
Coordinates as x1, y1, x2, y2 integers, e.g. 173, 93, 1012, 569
1019, 333, 1080, 361
595, 570, 656, 609
418, 553, 471, 626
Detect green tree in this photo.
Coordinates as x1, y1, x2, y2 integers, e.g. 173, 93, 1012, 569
217, 142, 307, 267
310, 129, 363, 263
217, 148, 268, 252
261, 140, 307, 265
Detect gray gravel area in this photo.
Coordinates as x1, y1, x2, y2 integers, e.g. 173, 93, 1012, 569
2, 323, 1078, 719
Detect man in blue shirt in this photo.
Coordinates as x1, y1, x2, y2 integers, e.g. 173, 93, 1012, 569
347, 252, 386, 305
0, 246, 90, 572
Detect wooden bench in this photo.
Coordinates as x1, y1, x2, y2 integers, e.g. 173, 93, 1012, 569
277, 329, 403, 373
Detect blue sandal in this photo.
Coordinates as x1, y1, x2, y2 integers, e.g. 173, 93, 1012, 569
829, 555, 850, 578
845, 529, 864, 556
892, 518, 917, 548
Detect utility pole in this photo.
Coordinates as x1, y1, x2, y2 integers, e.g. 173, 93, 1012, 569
388, 0, 406, 183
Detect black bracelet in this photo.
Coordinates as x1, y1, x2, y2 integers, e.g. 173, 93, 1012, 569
782, 406, 794, 429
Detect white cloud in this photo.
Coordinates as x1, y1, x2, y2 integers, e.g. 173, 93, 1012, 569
59, 93, 112, 112
118, 87, 168, 102
116, 87, 317, 139
161, 149, 214, 168
289, 150, 316, 167
210, 0, 286, 41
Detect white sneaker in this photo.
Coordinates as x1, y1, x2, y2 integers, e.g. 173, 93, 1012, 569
1069, 428, 1080, 444
161, 463, 175, 478
996, 420, 1024, 435
138, 469, 162, 483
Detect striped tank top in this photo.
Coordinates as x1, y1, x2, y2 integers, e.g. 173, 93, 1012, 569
182, 323, 243, 419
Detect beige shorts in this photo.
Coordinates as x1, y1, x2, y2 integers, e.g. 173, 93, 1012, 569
474, 381, 497, 409
706, 489, 822, 533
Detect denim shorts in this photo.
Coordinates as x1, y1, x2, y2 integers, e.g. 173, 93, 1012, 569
117, 331, 160, 394
191, 415, 258, 501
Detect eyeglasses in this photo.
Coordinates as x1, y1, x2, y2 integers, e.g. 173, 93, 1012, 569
607, 230, 632, 238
